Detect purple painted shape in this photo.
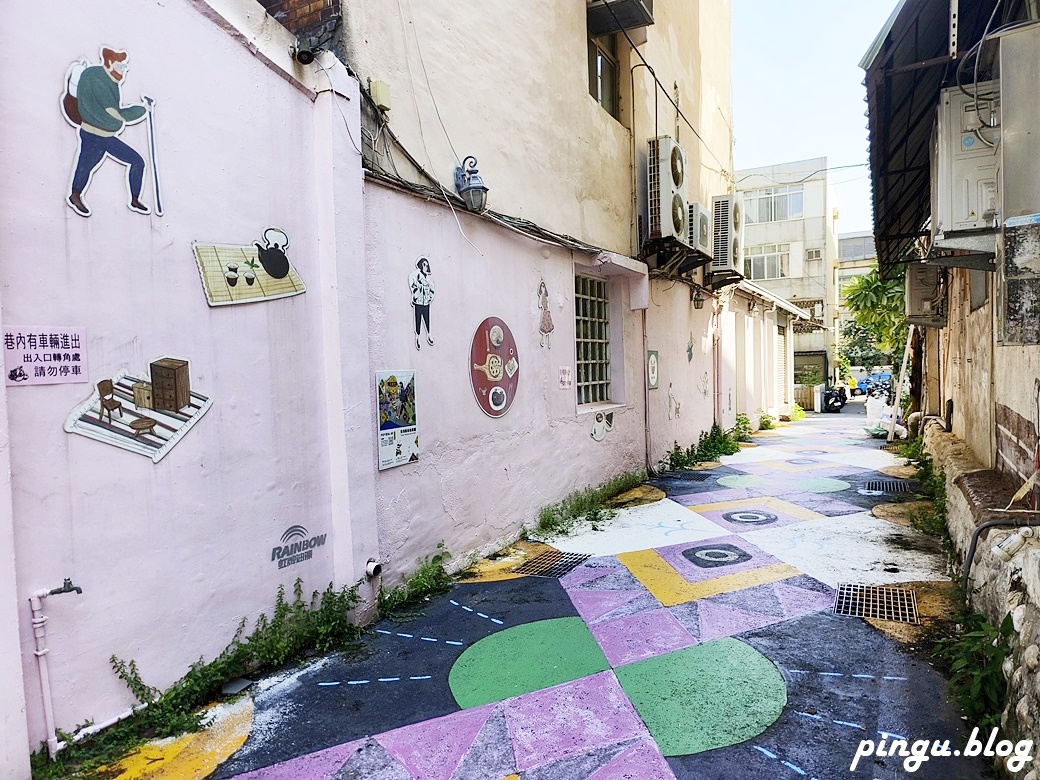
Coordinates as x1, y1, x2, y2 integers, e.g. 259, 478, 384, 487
231, 738, 366, 780
695, 504, 806, 534
569, 589, 642, 624
503, 671, 648, 771
589, 608, 697, 667
670, 487, 754, 505
586, 737, 677, 780
560, 558, 623, 589
697, 600, 782, 641
377, 704, 494, 780
774, 582, 835, 618
654, 535, 778, 584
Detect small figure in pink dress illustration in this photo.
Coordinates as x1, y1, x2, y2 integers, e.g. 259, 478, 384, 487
537, 280, 554, 347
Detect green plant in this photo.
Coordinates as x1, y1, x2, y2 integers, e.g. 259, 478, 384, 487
796, 364, 822, 386
934, 611, 1015, 730
730, 413, 753, 442
659, 425, 741, 473
535, 471, 645, 537
790, 403, 806, 421
757, 410, 776, 430
843, 265, 908, 355
32, 579, 362, 779
378, 542, 455, 617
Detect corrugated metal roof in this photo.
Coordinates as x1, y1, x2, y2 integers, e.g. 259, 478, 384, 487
861, 0, 1018, 273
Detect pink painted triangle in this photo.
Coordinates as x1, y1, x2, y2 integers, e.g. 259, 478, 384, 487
587, 738, 675, 780
697, 600, 780, 641
568, 589, 641, 623
377, 704, 494, 780
774, 582, 835, 619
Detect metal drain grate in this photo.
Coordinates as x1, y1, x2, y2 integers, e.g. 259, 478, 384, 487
681, 472, 711, 482
513, 551, 590, 578
833, 583, 920, 624
863, 480, 913, 494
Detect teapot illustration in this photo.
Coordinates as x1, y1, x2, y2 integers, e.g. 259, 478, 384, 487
473, 353, 504, 381
254, 227, 290, 279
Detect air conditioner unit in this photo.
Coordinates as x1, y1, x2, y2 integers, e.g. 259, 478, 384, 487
687, 202, 712, 257
711, 193, 745, 276
647, 136, 690, 247
905, 263, 947, 328
933, 81, 1000, 239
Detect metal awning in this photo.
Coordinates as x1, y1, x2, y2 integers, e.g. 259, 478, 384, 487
861, 0, 1021, 274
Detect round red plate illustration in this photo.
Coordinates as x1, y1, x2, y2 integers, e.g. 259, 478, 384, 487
470, 317, 519, 418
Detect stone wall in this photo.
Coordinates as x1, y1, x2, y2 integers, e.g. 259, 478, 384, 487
924, 419, 1040, 778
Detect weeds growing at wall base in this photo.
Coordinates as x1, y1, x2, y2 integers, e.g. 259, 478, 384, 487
31, 579, 361, 780
378, 541, 455, 618
660, 424, 741, 471
535, 470, 646, 538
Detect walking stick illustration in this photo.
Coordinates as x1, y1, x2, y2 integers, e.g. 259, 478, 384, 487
142, 95, 163, 216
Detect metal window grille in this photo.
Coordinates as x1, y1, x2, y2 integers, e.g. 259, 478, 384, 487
575, 275, 611, 404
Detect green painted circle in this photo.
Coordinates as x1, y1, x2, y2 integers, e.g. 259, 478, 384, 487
794, 477, 851, 493
717, 474, 768, 489
614, 638, 786, 756
448, 617, 609, 708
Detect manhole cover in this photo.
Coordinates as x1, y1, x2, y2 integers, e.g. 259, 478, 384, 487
863, 480, 913, 494
833, 583, 919, 624
682, 543, 753, 568
722, 510, 778, 525
786, 459, 820, 465
798, 450, 827, 455
513, 551, 590, 578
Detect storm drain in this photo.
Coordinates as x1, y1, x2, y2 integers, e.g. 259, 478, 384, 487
512, 551, 590, 578
863, 480, 913, 494
681, 472, 711, 482
833, 583, 920, 624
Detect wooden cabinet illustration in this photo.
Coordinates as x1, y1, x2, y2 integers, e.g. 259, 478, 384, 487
150, 358, 190, 412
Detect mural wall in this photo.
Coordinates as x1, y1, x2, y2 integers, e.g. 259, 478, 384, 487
0, 0, 364, 760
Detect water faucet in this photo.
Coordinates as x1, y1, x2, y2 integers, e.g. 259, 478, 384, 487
49, 578, 82, 596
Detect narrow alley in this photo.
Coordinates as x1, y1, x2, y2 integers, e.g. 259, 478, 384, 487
135, 406, 985, 780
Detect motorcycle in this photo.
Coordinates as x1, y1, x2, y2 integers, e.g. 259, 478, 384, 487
823, 385, 848, 413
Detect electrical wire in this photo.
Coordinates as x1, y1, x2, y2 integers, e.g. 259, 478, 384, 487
601, 1, 730, 177
314, 59, 363, 155
402, 0, 462, 165
736, 163, 867, 186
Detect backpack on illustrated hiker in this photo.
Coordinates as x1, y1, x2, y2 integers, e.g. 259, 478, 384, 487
61, 60, 88, 126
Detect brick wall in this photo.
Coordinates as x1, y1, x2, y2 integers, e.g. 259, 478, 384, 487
257, 0, 336, 37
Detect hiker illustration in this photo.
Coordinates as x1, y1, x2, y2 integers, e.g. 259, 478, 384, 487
408, 257, 436, 350
62, 47, 162, 217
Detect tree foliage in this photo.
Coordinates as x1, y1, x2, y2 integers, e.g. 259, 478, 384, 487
842, 266, 907, 354
839, 321, 891, 371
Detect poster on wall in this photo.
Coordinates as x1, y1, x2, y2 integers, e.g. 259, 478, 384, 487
4, 327, 88, 386
376, 370, 418, 470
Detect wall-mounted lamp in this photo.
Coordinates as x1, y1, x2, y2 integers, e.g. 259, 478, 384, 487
691, 288, 705, 310
293, 38, 315, 64
453, 155, 489, 213
748, 299, 759, 313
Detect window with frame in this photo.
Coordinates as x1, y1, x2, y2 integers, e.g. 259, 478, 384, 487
588, 34, 619, 118
743, 243, 790, 280
575, 275, 611, 404
806, 248, 822, 261
744, 185, 804, 224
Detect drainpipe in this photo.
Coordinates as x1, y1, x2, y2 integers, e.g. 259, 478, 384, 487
960, 518, 1040, 594
712, 305, 723, 423
642, 307, 655, 475
30, 578, 82, 759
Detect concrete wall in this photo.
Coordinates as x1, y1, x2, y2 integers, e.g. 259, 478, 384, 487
0, 0, 364, 756
362, 182, 647, 577
340, 0, 733, 257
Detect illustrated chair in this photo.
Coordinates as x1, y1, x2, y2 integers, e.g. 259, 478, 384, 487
97, 379, 123, 423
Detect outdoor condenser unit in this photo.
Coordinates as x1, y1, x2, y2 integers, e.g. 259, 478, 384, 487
647, 136, 690, 247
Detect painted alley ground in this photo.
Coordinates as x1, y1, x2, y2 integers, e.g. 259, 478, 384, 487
114, 403, 993, 780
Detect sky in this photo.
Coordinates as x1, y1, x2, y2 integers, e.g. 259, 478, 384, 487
731, 0, 902, 235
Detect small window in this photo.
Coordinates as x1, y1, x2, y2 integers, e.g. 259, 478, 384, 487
743, 243, 790, 280
575, 275, 611, 404
588, 35, 619, 118
806, 248, 822, 261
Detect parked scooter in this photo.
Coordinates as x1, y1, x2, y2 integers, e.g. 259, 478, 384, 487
823, 385, 848, 413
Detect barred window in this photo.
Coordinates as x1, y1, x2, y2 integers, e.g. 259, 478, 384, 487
575, 276, 611, 404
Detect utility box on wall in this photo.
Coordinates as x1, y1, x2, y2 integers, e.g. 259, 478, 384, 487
933, 81, 1000, 237
906, 263, 947, 328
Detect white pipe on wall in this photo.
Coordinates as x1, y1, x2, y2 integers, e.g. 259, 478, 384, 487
29, 590, 59, 759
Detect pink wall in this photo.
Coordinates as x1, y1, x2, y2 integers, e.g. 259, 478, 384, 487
0, 1, 363, 752
362, 184, 648, 573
